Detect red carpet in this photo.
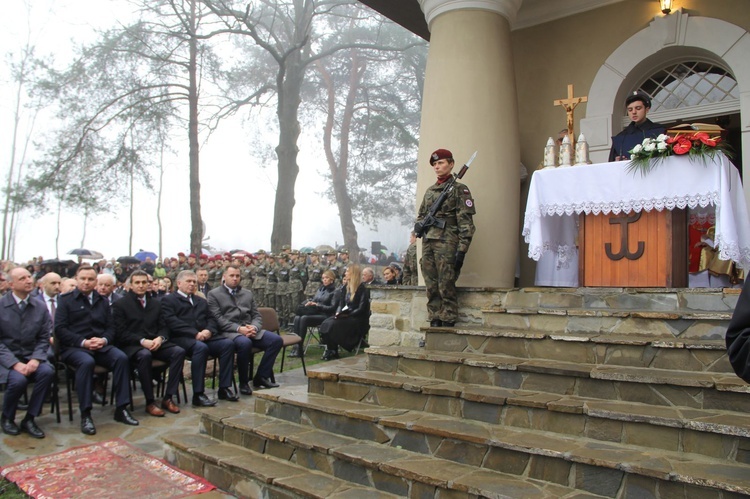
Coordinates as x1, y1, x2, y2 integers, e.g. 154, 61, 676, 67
0, 438, 215, 498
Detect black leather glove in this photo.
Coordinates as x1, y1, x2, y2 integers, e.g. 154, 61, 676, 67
454, 251, 466, 273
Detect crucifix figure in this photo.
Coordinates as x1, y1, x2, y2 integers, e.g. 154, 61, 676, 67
554, 84, 588, 144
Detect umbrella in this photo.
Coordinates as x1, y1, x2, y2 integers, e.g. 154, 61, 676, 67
67, 248, 104, 260
40, 258, 76, 266
134, 250, 158, 262
300, 247, 314, 254
117, 256, 142, 265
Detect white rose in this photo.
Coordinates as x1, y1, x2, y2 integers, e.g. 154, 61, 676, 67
642, 138, 653, 146
644, 142, 656, 152
657, 141, 668, 151
632, 144, 643, 154
657, 134, 669, 142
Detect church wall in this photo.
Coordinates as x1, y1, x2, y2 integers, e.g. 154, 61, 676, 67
511, 0, 750, 286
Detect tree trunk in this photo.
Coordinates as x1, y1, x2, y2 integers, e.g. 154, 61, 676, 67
129, 160, 134, 255
157, 141, 165, 260
188, 0, 203, 254
55, 196, 63, 259
81, 208, 88, 247
270, 56, 304, 253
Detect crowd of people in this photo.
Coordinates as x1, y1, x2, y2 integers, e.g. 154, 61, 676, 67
0, 244, 418, 440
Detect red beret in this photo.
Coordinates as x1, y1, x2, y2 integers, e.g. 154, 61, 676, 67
189, 253, 196, 258
429, 149, 453, 165
177, 252, 186, 257
200, 254, 208, 259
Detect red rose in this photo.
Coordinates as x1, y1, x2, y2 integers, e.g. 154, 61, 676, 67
672, 136, 692, 155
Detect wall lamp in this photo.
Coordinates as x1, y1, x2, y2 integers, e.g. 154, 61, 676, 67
660, 0, 673, 14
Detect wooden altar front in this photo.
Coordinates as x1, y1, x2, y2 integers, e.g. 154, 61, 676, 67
579, 209, 687, 287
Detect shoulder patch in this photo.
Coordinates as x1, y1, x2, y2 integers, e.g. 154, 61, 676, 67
463, 189, 470, 194
465, 199, 473, 208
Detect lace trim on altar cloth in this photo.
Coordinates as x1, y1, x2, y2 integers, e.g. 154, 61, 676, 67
716, 235, 750, 270
541, 242, 576, 271
522, 192, 720, 241
539, 192, 719, 218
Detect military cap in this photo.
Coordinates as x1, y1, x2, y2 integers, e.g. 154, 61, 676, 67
310, 251, 319, 256
189, 253, 197, 258
256, 249, 266, 255
339, 249, 349, 255
281, 244, 291, 251
267, 253, 275, 258
625, 91, 652, 108
178, 252, 186, 257
429, 148, 453, 165
291, 249, 300, 255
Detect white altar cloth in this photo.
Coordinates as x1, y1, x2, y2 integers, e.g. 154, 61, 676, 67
523, 154, 750, 285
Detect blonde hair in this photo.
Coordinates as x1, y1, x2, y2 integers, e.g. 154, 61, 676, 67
346, 264, 362, 297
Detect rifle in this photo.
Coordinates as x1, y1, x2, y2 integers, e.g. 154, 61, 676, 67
414, 151, 476, 238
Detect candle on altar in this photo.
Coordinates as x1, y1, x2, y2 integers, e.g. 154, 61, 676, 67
575, 133, 590, 165
544, 137, 557, 168
559, 135, 572, 166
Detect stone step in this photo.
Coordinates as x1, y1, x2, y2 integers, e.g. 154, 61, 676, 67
194, 408, 604, 499
423, 328, 733, 373
163, 431, 403, 498
364, 346, 750, 413
479, 307, 731, 335
250, 388, 750, 497
307, 360, 750, 463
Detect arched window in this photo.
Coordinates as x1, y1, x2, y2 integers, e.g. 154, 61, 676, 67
620, 60, 740, 126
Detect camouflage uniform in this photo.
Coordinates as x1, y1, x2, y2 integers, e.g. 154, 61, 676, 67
265, 256, 278, 312
207, 261, 220, 289
276, 257, 291, 326
288, 259, 305, 323
326, 256, 345, 287
305, 257, 326, 298
251, 251, 268, 307
402, 241, 418, 285
241, 261, 254, 290
417, 178, 475, 324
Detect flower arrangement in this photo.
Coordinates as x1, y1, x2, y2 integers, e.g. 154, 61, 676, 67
627, 132, 733, 175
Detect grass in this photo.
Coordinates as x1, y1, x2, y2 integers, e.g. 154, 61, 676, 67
0, 478, 27, 499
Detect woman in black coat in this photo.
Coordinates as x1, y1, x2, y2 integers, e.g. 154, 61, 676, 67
289, 270, 337, 357
319, 264, 370, 360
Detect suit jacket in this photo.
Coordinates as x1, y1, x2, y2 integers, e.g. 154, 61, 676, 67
207, 285, 263, 340
161, 292, 219, 351
727, 279, 750, 382
197, 283, 211, 296
112, 291, 169, 358
55, 288, 115, 353
0, 293, 52, 383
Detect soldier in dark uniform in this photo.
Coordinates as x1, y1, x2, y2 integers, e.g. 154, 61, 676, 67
288, 251, 305, 327
276, 254, 291, 328
609, 91, 666, 162
416, 148, 476, 327
402, 231, 418, 286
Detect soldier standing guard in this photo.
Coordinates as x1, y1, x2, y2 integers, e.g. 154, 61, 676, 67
265, 254, 278, 312
304, 252, 324, 298
251, 250, 267, 307
288, 251, 305, 327
276, 254, 291, 328
402, 231, 418, 286
416, 149, 476, 327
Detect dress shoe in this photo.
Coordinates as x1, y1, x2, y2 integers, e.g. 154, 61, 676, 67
239, 383, 253, 396
114, 408, 139, 426
146, 403, 165, 417
162, 398, 181, 414
92, 391, 106, 406
1, 416, 20, 436
20, 418, 45, 439
80, 415, 97, 435
218, 388, 239, 402
322, 350, 340, 361
442, 321, 455, 327
192, 393, 217, 407
253, 377, 279, 389
429, 319, 443, 327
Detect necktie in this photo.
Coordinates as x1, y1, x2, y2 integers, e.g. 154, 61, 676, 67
188, 294, 194, 306
18, 300, 27, 312
231, 289, 236, 296
50, 297, 56, 318
139, 297, 146, 308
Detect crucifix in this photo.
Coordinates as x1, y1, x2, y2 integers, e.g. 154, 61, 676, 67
554, 84, 588, 144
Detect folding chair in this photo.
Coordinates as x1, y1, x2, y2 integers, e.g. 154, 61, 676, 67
258, 307, 306, 376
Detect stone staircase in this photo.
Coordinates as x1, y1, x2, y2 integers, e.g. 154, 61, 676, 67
163, 287, 750, 498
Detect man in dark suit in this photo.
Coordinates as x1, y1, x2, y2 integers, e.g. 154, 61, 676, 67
55, 265, 138, 435
161, 270, 238, 405
208, 265, 283, 395
97, 273, 122, 306
0, 268, 54, 438
196, 268, 211, 296
113, 270, 185, 417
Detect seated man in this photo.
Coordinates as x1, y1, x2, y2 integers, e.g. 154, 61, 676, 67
113, 270, 186, 417
97, 273, 122, 306
55, 265, 138, 435
0, 268, 55, 438
207, 265, 283, 395
161, 270, 238, 405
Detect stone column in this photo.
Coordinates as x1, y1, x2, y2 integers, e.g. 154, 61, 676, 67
416, 0, 522, 288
